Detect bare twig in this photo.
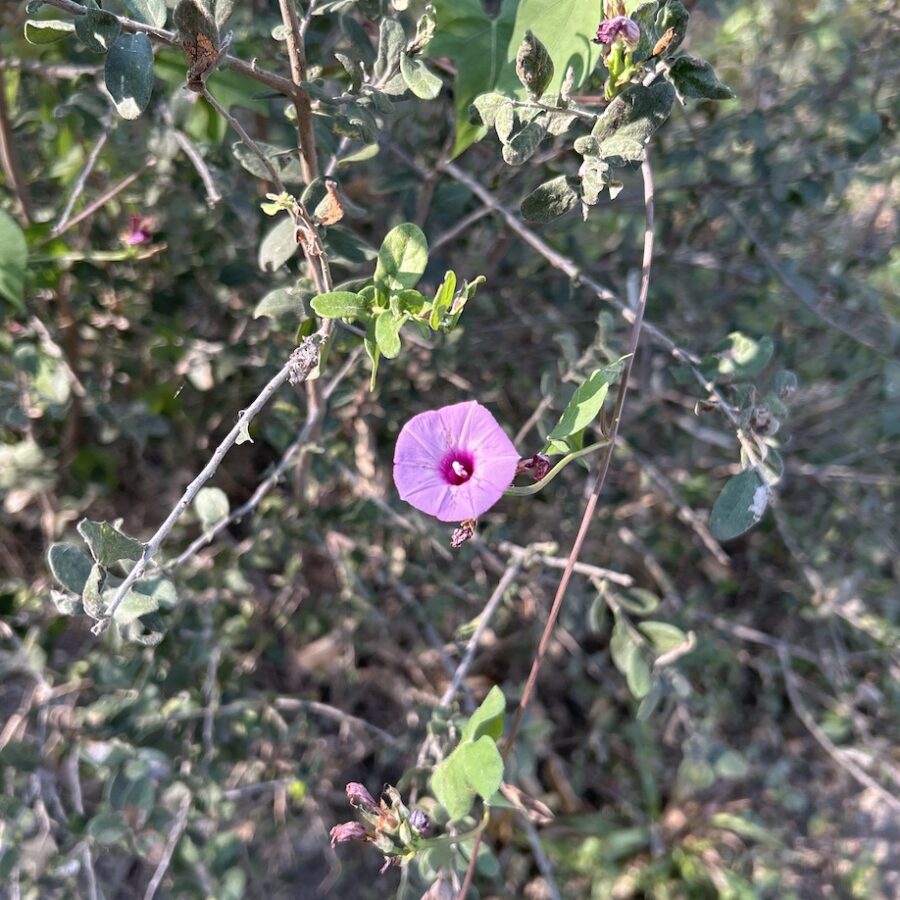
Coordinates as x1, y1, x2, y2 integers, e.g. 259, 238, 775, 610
47, 158, 157, 243
41, 0, 297, 98
78, 842, 100, 900
272, 698, 399, 747
438, 559, 523, 708
778, 646, 900, 813
168, 346, 362, 570
624, 440, 730, 567
0, 50, 33, 224
172, 130, 222, 207
201, 87, 284, 193
94, 341, 322, 634
0, 58, 101, 79
53, 119, 113, 236
503, 156, 657, 756
143, 795, 192, 900
499, 541, 634, 587
138, 695, 399, 747
521, 816, 562, 900
277, 0, 318, 182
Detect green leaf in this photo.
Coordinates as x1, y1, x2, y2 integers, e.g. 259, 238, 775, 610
310, 291, 367, 319
374, 17, 406, 83
258, 216, 298, 272
194, 486, 229, 532
77, 519, 144, 567
75, 7, 121, 53
709, 470, 769, 541
548, 367, 614, 440
668, 55, 735, 100
399, 52, 442, 100
459, 736, 504, 801
110, 575, 176, 626
655, 0, 689, 56
706, 332, 774, 379
501, 119, 547, 166
626, 651, 652, 699
212, 0, 235, 29
87, 812, 127, 844
610, 619, 650, 698
48, 543, 94, 594
461, 685, 506, 742
232, 141, 305, 184
253, 285, 307, 320
0, 211, 27, 312
579, 156, 611, 206
631, 1, 660, 63
336, 144, 379, 167
636, 677, 664, 721
429, 271, 457, 330
638, 621, 689, 654
24, 20, 75, 44
105, 33, 154, 120
374, 223, 428, 292
432, 752, 474, 822
374, 311, 403, 359
470, 93, 513, 130
592, 82, 675, 163
427, 0, 518, 156
123, 611, 167, 646
82, 564, 105, 619
430, 0, 602, 156
123, 0, 167, 28
112, 590, 159, 626
520, 175, 581, 224
515, 30, 553, 98
616, 588, 660, 617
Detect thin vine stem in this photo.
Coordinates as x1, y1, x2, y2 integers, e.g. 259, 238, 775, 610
457, 155, 656, 899
504, 154, 656, 753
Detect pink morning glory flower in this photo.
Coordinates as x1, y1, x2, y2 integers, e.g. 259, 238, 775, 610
393, 401, 520, 523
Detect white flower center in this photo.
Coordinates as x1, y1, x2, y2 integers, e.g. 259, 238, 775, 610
451, 460, 469, 479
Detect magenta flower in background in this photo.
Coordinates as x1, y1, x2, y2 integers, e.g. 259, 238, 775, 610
393, 401, 520, 523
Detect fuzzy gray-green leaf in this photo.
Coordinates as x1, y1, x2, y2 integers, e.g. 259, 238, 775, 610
105, 33, 154, 120
709, 470, 769, 541
520, 175, 580, 224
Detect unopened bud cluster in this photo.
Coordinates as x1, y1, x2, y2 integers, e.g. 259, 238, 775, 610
330, 783, 434, 874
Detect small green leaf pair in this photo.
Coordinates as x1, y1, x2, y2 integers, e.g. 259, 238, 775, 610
431, 687, 505, 822
309, 224, 484, 387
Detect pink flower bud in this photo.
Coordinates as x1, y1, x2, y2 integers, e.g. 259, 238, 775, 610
329, 821, 368, 847
409, 809, 432, 837
345, 782, 378, 813
594, 16, 640, 50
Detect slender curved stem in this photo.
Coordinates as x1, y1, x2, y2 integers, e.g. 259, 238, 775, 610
504, 441, 608, 497
502, 155, 656, 757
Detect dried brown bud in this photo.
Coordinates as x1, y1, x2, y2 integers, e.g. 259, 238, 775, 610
450, 519, 477, 549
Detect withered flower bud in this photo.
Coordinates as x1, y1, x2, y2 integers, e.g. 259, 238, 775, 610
329, 821, 368, 847
345, 782, 378, 814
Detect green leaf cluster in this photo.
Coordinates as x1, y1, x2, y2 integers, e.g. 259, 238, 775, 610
47, 520, 175, 644
431, 687, 506, 822
309, 224, 484, 387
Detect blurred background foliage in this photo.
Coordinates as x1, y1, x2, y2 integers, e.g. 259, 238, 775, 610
1, 0, 898, 897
